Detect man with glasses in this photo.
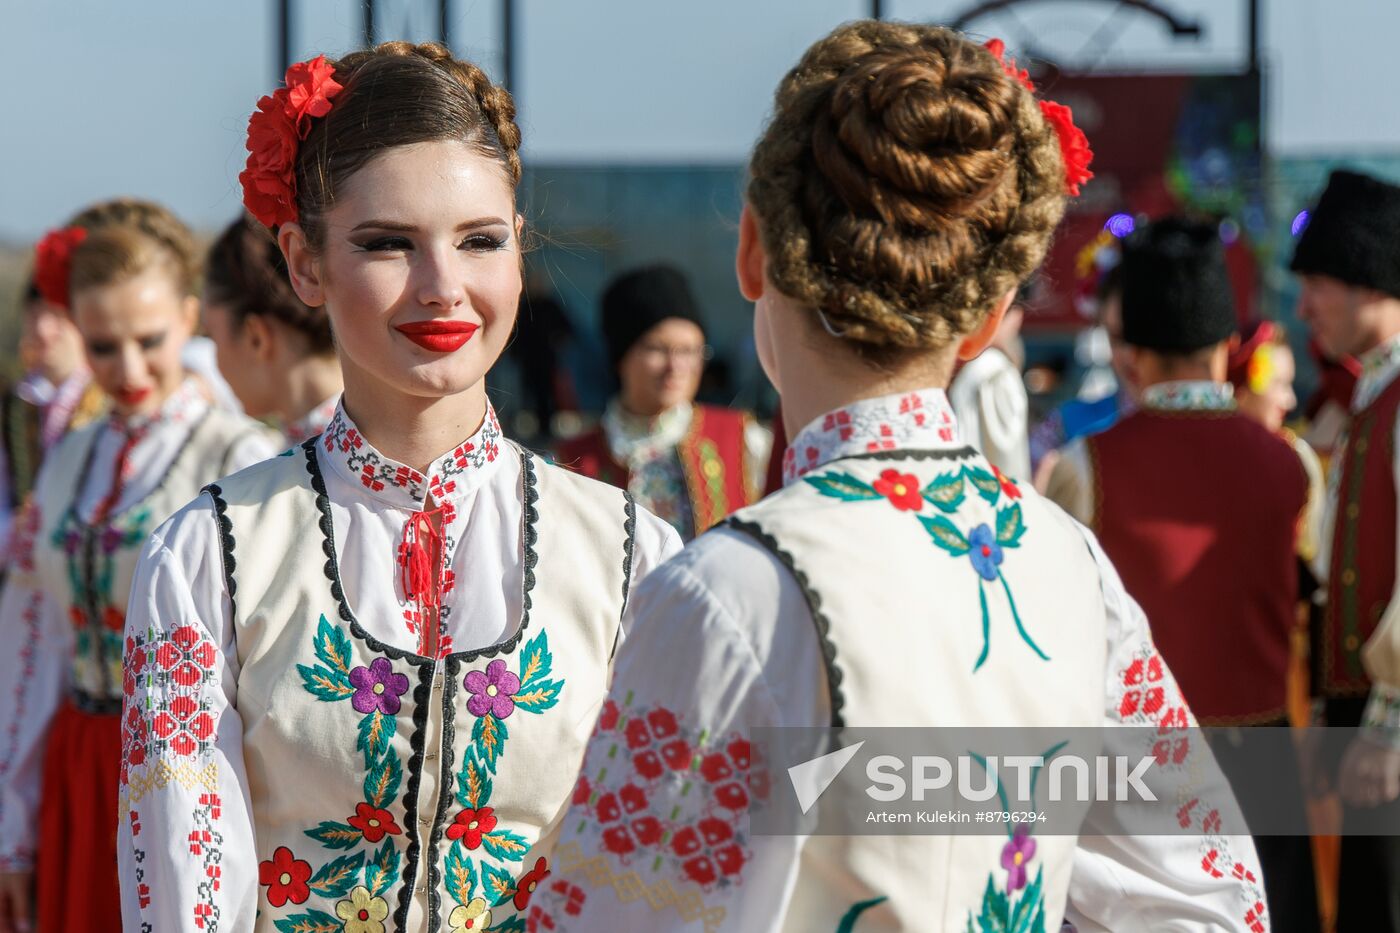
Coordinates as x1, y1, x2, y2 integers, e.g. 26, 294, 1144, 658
556, 264, 770, 540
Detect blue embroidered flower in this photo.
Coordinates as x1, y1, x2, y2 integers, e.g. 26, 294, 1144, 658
967, 525, 1003, 581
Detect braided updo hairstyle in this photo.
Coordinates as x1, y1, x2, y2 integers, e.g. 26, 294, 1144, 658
748, 22, 1068, 360
293, 41, 521, 249
66, 198, 200, 299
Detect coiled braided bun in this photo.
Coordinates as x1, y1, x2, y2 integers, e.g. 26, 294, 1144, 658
67, 197, 200, 298
294, 41, 521, 248
748, 22, 1066, 357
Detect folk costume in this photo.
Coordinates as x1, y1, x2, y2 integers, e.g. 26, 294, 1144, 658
115, 400, 681, 931
1048, 219, 1316, 931
1295, 170, 1400, 932
556, 266, 770, 540
283, 394, 342, 446
950, 345, 1032, 481
0, 377, 276, 932
539, 387, 1267, 932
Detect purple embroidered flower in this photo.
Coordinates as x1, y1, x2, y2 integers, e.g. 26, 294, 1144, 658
348, 657, 410, 715
1001, 822, 1037, 891
464, 659, 520, 719
101, 526, 127, 554
967, 524, 1004, 582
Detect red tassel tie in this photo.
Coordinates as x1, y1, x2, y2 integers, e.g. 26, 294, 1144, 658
399, 509, 446, 657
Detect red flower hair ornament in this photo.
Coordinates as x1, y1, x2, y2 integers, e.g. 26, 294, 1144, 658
34, 226, 88, 310
984, 38, 1095, 197
239, 54, 344, 228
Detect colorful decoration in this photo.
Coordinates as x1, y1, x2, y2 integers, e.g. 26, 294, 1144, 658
240, 55, 345, 227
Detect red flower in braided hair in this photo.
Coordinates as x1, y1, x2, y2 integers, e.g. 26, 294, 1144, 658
984, 38, 1095, 197
33, 226, 88, 309
239, 55, 344, 228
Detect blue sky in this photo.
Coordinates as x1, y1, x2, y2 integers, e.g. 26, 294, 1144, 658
1, 0, 1394, 241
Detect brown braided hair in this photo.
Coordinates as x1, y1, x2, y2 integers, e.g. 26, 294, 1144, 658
294, 41, 521, 249
748, 22, 1067, 361
66, 198, 200, 298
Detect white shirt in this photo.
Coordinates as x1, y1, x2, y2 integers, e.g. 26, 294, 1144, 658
0, 378, 276, 871
950, 347, 1031, 482
114, 399, 682, 928
540, 387, 1267, 931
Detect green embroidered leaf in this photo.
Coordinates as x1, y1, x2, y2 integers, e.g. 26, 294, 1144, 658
518, 630, 553, 687
313, 615, 355, 676
917, 514, 971, 556
364, 752, 404, 809
1010, 867, 1045, 933
304, 821, 362, 850
297, 663, 354, 701
513, 679, 563, 713
306, 851, 365, 898
366, 840, 401, 897
472, 713, 509, 774
965, 466, 1002, 505
482, 860, 516, 906
357, 710, 391, 766
836, 896, 889, 933
995, 503, 1026, 548
444, 843, 478, 906
457, 751, 494, 810
803, 471, 882, 502
273, 910, 341, 933
921, 472, 966, 513
491, 919, 527, 933
481, 828, 530, 863
977, 874, 1011, 932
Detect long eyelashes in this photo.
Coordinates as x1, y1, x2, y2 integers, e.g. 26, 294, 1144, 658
355, 234, 509, 253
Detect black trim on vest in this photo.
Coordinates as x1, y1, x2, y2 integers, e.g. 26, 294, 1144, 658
830, 445, 980, 464
300, 438, 542, 665
611, 493, 639, 663
722, 517, 847, 729
426, 656, 463, 931
394, 661, 436, 930
203, 484, 237, 623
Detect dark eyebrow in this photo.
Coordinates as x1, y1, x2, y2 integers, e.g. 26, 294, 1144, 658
349, 217, 510, 233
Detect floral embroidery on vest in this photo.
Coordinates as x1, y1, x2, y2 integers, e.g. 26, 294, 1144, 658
805, 462, 1044, 672
784, 390, 960, 486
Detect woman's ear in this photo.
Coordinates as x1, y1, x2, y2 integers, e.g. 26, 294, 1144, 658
956, 288, 1016, 361
244, 314, 277, 362
278, 223, 326, 308
736, 204, 767, 303
179, 294, 200, 338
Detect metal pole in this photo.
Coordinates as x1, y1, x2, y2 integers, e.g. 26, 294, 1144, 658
1247, 0, 1260, 73
440, 0, 451, 49
363, 0, 375, 48
501, 0, 515, 89
276, 0, 292, 75
871, 0, 883, 19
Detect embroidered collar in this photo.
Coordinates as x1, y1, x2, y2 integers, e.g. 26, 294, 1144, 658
1140, 380, 1235, 413
286, 394, 341, 445
110, 376, 209, 436
783, 387, 961, 486
321, 399, 503, 508
601, 399, 692, 465
1354, 334, 1400, 412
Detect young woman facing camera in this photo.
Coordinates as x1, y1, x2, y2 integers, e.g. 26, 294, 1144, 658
543, 22, 1267, 931
204, 214, 344, 444
116, 45, 680, 931
0, 200, 277, 933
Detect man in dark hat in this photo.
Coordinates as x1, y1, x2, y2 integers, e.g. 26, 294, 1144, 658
555, 264, 770, 540
1293, 169, 1400, 931
1049, 216, 1317, 931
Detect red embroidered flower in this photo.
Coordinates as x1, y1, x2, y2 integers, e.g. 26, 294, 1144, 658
445, 806, 497, 849
671, 826, 701, 857
34, 226, 88, 309
683, 855, 718, 886
152, 694, 216, 757
514, 857, 550, 911
68, 605, 86, 628
727, 739, 751, 770
597, 700, 620, 731
699, 753, 733, 784
714, 781, 749, 811
348, 802, 402, 842
631, 816, 664, 846
872, 469, 923, 512
595, 792, 621, 824
632, 750, 664, 781
572, 775, 592, 807
983, 38, 1036, 92
155, 626, 218, 688
283, 55, 343, 135
661, 738, 693, 771
992, 466, 1022, 500
619, 783, 649, 815
602, 825, 635, 856
103, 606, 125, 633
259, 846, 312, 907
240, 55, 344, 227
1039, 99, 1094, 197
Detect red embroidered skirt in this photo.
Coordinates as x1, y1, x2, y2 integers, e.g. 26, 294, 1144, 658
36, 700, 121, 932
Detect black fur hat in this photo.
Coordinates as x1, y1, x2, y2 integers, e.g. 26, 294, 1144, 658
1291, 169, 1400, 299
600, 264, 706, 372
1120, 217, 1236, 353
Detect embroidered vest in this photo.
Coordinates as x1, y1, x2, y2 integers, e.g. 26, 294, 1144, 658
34, 411, 261, 714
1325, 374, 1400, 698
722, 448, 1106, 931
213, 442, 635, 931
1088, 410, 1308, 724
556, 405, 754, 538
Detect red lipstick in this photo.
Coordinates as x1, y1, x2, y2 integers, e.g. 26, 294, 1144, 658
395, 320, 480, 353
115, 386, 152, 407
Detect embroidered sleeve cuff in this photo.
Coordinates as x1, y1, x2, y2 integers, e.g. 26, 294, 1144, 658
1361, 683, 1400, 748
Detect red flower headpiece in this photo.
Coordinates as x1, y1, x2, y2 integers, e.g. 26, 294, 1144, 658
984, 39, 1095, 197
239, 55, 344, 228
33, 226, 88, 310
